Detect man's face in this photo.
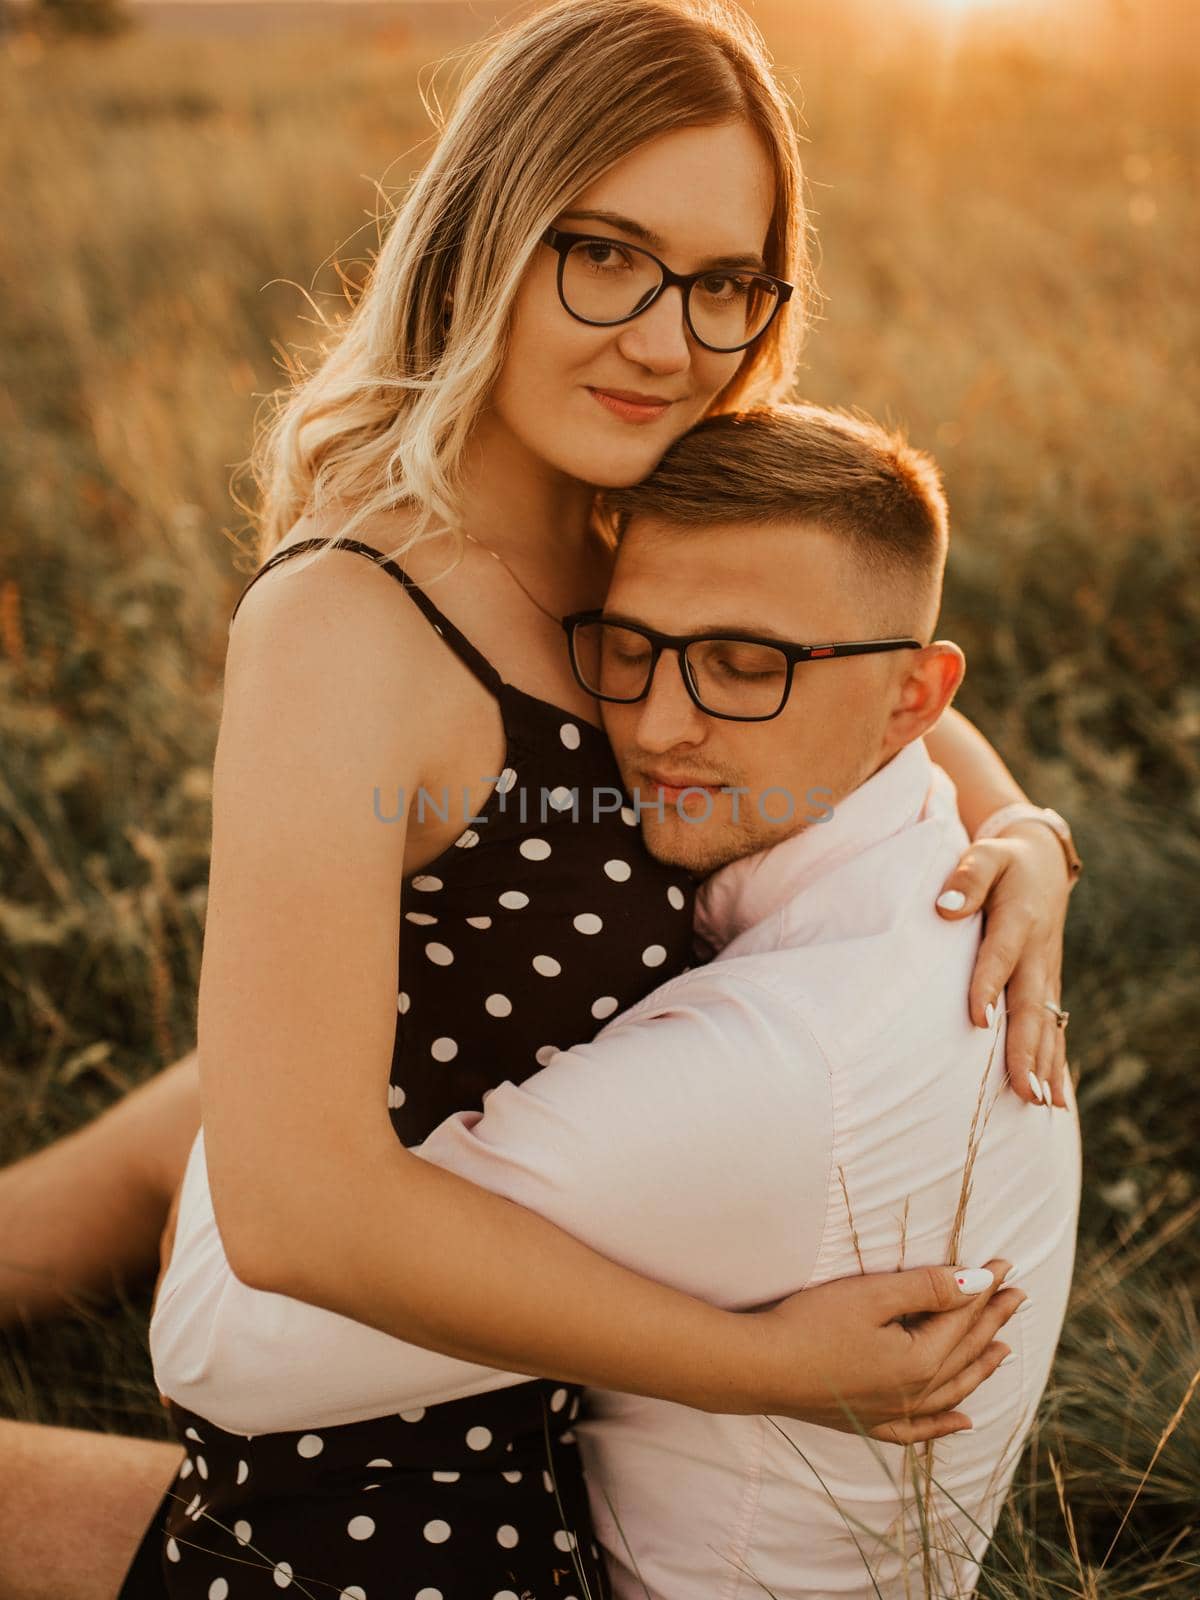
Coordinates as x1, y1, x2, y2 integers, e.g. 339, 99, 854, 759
599, 517, 961, 875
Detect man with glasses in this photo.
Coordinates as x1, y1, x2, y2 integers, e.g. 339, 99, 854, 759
154, 403, 1081, 1597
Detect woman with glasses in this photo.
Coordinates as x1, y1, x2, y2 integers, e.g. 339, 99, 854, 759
1, 2, 1076, 1597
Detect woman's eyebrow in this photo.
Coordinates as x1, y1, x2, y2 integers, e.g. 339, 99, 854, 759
557, 209, 767, 272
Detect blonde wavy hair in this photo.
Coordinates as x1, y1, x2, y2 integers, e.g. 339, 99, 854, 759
238, 0, 818, 583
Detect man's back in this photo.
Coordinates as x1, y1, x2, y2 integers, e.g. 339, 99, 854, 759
576, 740, 1081, 1599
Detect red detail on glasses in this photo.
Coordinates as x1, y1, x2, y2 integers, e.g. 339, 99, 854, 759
810, 646, 836, 657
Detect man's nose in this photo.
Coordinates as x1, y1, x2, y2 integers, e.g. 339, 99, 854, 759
633, 649, 708, 752
615, 285, 691, 374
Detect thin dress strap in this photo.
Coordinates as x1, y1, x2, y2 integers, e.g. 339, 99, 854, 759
227, 536, 503, 696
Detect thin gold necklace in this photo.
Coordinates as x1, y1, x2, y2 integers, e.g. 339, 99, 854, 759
462, 530, 563, 625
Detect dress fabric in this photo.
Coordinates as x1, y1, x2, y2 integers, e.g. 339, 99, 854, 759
119, 536, 699, 1600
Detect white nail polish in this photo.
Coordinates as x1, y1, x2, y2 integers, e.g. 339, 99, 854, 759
953, 1267, 995, 1294
1000, 1263, 1020, 1284
936, 889, 967, 912
1041, 1078, 1054, 1107
984, 1001, 996, 1028
998, 1353, 1016, 1368
1027, 1071, 1045, 1103
1016, 1297, 1033, 1314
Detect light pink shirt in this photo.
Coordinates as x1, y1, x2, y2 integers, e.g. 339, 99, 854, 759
152, 735, 1082, 1598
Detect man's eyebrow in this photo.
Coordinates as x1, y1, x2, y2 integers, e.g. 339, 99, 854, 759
601, 609, 796, 642
556, 209, 768, 273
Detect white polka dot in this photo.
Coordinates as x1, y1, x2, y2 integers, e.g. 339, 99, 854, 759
340, 1590, 366, 1600
412, 874, 442, 893
620, 806, 637, 826
547, 785, 575, 811
234, 1519, 252, 1545
560, 1429, 577, 1443
455, 828, 480, 848
535, 1045, 558, 1066
494, 1593, 520, 1600
185, 1427, 203, 1442
297, 1433, 324, 1458
498, 890, 529, 910
430, 1037, 458, 1061
236, 1458, 249, 1484
178, 1456, 194, 1479
573, 913, 603, 935
195, 1456, 208, 1479
348, 1514, 376, 1540
520, 838, 552, 861
604, 858, 632, 882
591, 996, 619, 1020
405, 911, 438, 926
554, 1529, 578, 1552
415, 1591, 442, 1600
166, 1538, 181, 1563
642, 944, 667, 967
400, 1407, 426, 1423
425, 942, 454, 966
550, 1386, 569, 1412
388, 1083, 407, 1110
496, 767, 518, 794
668, 885, 686, 910
273, 1563, 293, 1588
560, 722, 581, 749
184, 1492, 202, 1519
467, 915, 492, 929
466, 1425, 493, 1451
569, 1395, 581, 1419
423, 1518, 451, 1544
532, 954, 561, 977
432, 1470, 460, 1482
542, 1470, 555, 1493
209, 1582, 229, 1600
397, 991, 411, 1014
485, 993, 513, 1017
502, 1469, 523, 1483
497, 1524, 519, 1548
366, 1458, 392, 1468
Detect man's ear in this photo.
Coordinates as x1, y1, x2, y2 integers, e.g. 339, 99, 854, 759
883, 641, 966, 754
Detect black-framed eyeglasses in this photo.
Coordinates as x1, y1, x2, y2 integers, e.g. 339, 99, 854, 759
541, 226, 794, 354
562, 611, 923, 723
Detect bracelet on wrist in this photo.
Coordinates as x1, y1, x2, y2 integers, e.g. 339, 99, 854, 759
973, 803, 1083, 885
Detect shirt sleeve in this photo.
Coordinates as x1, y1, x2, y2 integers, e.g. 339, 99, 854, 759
415, 968, 831, 1310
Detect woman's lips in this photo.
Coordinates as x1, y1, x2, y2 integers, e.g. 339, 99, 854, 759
587, 387, 672, 425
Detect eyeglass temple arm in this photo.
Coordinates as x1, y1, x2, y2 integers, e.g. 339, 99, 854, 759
804, 639, 924, 659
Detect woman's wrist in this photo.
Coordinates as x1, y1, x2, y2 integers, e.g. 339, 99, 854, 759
973, 802, 1083, 886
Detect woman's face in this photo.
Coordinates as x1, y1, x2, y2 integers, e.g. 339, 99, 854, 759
487, 119, 778, 489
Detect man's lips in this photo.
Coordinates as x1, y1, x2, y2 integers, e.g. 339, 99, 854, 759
639, 770, 722, 802
586, 386, 679, 424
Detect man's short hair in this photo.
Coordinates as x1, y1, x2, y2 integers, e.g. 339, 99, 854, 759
604, 402, 950, 633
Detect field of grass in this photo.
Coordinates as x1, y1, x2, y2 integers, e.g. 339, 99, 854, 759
1, 0, 1197, 1592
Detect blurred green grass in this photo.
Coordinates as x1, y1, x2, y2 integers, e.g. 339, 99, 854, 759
1, 1, 1197, 1591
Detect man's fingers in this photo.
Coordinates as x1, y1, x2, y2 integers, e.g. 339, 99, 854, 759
934, 846, 1000, 921
868, 1412, 973, 1445
918, 1340, 1012, 1415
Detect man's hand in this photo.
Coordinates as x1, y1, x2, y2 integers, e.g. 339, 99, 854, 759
935, 824, 1073, 1108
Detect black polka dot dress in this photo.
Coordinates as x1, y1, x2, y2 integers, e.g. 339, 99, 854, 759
120, 538, 699, 1600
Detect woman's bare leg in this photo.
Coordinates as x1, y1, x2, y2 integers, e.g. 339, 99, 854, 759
0, 1418, 183, 1600
0, 1052, 201, 1328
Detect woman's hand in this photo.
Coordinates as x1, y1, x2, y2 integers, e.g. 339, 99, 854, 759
759, 1259, 1022, 1443
935, 822, 1073, 1109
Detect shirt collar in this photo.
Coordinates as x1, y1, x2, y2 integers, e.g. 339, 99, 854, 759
693, 737, 940, 951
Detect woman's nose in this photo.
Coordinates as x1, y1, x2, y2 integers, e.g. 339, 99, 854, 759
615, 285, 691, 373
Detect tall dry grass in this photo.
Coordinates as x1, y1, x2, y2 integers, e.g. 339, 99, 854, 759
1, 0, 1197, 1592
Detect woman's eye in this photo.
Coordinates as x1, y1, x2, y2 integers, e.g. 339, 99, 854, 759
698, 273, 751, 301
582, 241, 632, 270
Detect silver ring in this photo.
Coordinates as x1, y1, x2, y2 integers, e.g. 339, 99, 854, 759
1043, 1000, 1069, 1030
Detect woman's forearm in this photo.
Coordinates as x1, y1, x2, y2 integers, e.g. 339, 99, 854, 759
925, 706, 1029, 836
254, 1141, 777, 1418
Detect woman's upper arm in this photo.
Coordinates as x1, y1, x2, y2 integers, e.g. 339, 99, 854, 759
199, 556, 430, 1287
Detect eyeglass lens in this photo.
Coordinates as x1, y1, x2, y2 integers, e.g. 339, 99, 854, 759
572, 621, 791, 718
561, 240, 780, 350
